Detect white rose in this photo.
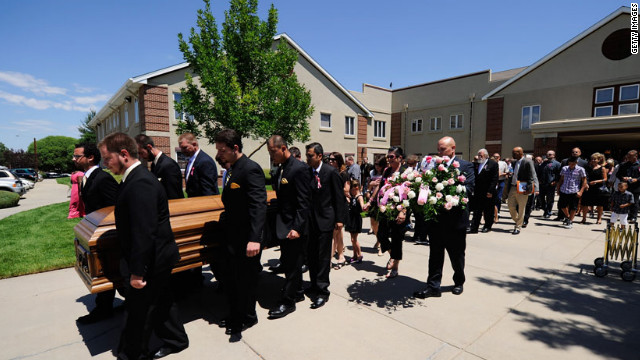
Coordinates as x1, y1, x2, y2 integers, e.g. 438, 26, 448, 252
451, 197, 459, 206
445, 195, 453, 202
393, 196, 400, 203
456, 185, 464, 193
415, 177, 422, 183
428, 196, 438, 204
403, 200, 410, 207
407, 173, 415, 181
435, 183, 444, 191
408, 190, 416, 199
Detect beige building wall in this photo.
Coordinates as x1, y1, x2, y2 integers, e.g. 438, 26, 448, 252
350, 84, 392, 160
496, 13, 639, 154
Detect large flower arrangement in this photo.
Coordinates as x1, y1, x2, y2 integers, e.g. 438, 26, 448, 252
375, 156, 469, 222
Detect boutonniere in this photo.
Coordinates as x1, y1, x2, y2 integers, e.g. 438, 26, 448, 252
157, 177, 162, 182
281, 178, 289, 185
230, 182, 241, 189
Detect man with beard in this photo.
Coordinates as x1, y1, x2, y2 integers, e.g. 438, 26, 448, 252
135, 134, 184, 200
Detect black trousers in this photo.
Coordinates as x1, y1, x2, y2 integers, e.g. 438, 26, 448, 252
307, 229, 333, 299
377, 219, 407, 260
225, 250, 262, 332
471, 194, 495, 230
117, 270, 188, 360
280, 236, 305, 304
540, 184, 555, 215
524, 194, 535, 223
412, 213, 428, 241
426, 226, 466, 289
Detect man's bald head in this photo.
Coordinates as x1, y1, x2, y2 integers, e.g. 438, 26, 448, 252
437, 136, 456, 157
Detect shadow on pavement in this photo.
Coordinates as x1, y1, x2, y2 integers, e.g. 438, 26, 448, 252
476, 264, 640, 359
346, 274, 425, 313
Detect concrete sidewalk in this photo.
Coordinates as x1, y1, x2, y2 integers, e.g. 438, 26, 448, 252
0, 207, 638, 359
0, 178, 69, 220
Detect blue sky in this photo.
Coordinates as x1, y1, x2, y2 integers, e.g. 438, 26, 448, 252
0, 0, 631, 150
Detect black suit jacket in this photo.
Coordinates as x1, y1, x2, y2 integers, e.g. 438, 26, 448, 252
151, 153, 184, 200
272, 156, 311, 239
81, 167, 118, 214
221, 155, 267, 255
114, 164, 179, 279
309, 163, 347, 232
474, 159, 498, 196
186, 150, 219, 197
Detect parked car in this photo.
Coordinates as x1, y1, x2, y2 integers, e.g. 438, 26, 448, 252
1, 170, 32, 191
44, 172, 63, 178
8, 170, 34, 189
0, 171, 26, 196
13, 168, 38, 182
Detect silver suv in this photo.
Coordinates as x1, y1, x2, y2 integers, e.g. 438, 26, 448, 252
0, 170, 26, 196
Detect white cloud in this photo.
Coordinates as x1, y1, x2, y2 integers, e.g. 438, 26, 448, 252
0, 71, 67, 95
72, 83, 98, 94
72, 94, 110, 105
0, 90, 90, 112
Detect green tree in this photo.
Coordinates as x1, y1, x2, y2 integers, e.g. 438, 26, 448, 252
27, 136, 78, 172
0, 142, 6, 165
177, 0, 314, 156
78, 109, 97, 144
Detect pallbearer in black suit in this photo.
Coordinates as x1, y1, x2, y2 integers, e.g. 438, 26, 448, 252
99, 133, 188, 360
135, 134, 184, 200
469, 149, 499, 233
305, 142, 346, 309
73, 142, 119, 325
178, 132, 219, 197
414, 136, 475, 299
215, 129, 266, 341
266, 135, 311, 319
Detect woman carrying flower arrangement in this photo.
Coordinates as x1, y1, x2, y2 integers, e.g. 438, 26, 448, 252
365, 146, 409, 278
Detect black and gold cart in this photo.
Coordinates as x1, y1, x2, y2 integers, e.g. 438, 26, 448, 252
593, 223, 638, 281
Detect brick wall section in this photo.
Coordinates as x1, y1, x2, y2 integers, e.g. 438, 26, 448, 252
357, 115, 368, 163
533, 137, 558, 157
485, 97, 504, 155
391, 112, 402, 146
152, 136, 172, 155
486, 144, 502, 157
140, 85, 170, 132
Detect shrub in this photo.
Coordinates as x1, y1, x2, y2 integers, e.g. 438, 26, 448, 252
0, 191, 20, 209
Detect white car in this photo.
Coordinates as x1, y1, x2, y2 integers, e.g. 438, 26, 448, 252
0, 170, 26, 196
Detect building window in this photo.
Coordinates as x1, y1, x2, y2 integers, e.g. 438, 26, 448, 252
521, 105, 541, 130
411, 119, 423, 133
374, 120, 386, 138
593, 83, 640, 117
449, 114, 463, 129
173, 92, 194, 122
134, 99, 139, 123
124, 103, 129, 128
345, 116, 355, 136
430, 117, 441, 131
321, 113, 331, 129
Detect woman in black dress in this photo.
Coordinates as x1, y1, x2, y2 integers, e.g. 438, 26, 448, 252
581, 152, 608, 224
328, 152, 350, 269
365, 146, 408, 278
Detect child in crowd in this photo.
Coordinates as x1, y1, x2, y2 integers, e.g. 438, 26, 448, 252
346, 179, 365, 264
610, 182, 634, 229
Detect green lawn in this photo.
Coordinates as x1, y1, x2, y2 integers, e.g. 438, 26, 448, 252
0, 202, 80, 279
56, 177, 71, 187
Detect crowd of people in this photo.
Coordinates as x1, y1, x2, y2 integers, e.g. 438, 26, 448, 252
69, 129, 640, 359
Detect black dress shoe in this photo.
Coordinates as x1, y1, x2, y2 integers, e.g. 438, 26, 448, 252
310, 297, 327, 309
153, 345, 187, 359
217, 318, 229, 328
268, 262, 285, 274
225, 317, 258, 335
76, 308, 113, 324
301, 264, 309, 273
467, 228, 479, 234
481, 227, 490, 233
522, 221, 528, 228
413, 288, 441, 299
268, 303, 296, 319
452, 285, 464, 295
512, 229, 520, 235
543, 213, 551, 219
294, 294, 305, 303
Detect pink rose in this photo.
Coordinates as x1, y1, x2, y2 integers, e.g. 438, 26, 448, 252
444, 202, 453, 210
435, 192, 443, 199
447, 178, 455, 185
401, 173, 407, 179
432, 177, 438, 183
452, 161, 460, 168
437, 164, 446, 172
435, 157, 443, 164
442, 156, 450, 162
425, 156, 433, 164
396, 205, 403, 211
458, 175, 466, 183
462, 197, 469, 204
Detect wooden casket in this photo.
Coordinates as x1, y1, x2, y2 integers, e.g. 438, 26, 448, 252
74, 192, 277, 294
